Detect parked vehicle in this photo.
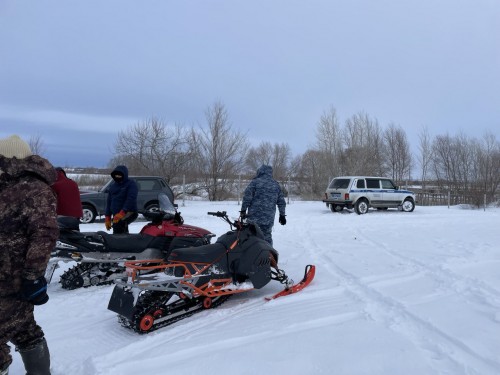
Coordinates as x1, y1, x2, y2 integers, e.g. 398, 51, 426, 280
80, 176, 174, 223
107, 210, 315, 333
46, 194, 215, 289
323, 176, 416, 214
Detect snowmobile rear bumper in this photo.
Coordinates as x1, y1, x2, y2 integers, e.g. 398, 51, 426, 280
107, 285, 136, 320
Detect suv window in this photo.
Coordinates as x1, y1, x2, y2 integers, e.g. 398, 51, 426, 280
137, 179, 162, 191
381, 179, 396, 189
366, 179, 380, 189
329, 178, 351, 189
356, 179, 366, 189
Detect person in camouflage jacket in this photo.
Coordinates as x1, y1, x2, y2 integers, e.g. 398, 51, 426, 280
0, 135, 59, 375
240, 165, 286, 246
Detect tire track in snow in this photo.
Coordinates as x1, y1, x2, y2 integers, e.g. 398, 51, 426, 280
89, 293, 273, 369
298, 219, 500, 375
352, 227, 500, 307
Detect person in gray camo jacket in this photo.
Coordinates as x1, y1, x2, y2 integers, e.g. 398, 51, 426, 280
0, 135, 58, 375
240, 164, 286, 246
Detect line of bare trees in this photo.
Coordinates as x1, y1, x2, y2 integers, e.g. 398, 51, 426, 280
106, 102, 499, 205
30, 101, 495, 204
295, 107, 499, 205
108, 102, 295, 200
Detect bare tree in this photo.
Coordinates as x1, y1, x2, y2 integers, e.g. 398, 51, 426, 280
432, 133, 476, 193
190, 101, 249, 201
271, 142, 292, 183
245, 142, 273, 172
343, 112, 385, 175
28, 134, 46, 156
314, 106, 345, 184
112, 117, 192, 184
291, 149, 326, 198
431, 131, 499, 206
417, 125, 434, 190
432, 133, 455, 191
474, 131, 500, 201
384, 123, 412, 184
245, 141, 291, 182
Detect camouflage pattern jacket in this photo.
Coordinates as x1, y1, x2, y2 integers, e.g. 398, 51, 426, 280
0, 155, 58, 297
241, 165, 286, 226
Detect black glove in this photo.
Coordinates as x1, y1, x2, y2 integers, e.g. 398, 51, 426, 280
174, 212, 184, 224
19, 276, 49, 305
279, 215, 287, 225
240, 210, 247, 219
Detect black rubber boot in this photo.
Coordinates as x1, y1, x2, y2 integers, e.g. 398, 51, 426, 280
18, 338, 51, 375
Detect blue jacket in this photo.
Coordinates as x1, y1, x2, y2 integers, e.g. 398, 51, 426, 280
105, 165, 138, 216
241, 165, 286, 226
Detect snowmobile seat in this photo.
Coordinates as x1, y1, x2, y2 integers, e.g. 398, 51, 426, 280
168, 242, 227, 263
97, 232, 162, 253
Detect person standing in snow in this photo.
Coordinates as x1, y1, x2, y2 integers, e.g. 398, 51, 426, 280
240, 164, 286, 246
104, 165, 138, 234
51, 167, 83, 229
0, 135, 59, 375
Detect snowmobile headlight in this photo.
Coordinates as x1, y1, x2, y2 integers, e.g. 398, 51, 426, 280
55, 240, 78, 251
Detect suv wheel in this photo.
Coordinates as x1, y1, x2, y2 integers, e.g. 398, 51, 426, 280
330, 204, 343, 213
81, 204, 97, 224
354, 199, 369, 215
401, 198, 415, 212
143, 203, 160, 221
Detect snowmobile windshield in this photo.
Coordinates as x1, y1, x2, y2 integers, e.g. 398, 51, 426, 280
158, 193, 176, 214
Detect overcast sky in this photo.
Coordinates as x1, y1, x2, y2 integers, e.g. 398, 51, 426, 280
1, 0, 499, 168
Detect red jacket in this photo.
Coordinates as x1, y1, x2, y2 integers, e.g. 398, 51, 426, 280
51, 169, 83, 219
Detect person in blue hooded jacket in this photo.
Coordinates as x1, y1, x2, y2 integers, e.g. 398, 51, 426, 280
240, 164, 286, 246
104, 165, 138, 234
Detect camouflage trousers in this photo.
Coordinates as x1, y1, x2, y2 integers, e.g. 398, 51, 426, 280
257, 223, 274, 246
0, 297, 45, 369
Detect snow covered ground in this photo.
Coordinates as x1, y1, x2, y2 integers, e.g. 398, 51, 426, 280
9, 201, 500, 375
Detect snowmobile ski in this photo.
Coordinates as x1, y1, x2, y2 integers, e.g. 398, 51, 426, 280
266, 264, 316, 300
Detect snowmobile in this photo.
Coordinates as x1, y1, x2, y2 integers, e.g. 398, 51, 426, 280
107, 210, 315, 333
45, 194, 215, 290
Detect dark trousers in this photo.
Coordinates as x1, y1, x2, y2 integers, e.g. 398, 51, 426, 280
112, 212, 138, 234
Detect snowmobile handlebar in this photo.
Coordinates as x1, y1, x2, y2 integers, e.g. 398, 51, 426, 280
207, 211, 227, 218
207, 211, 244, 230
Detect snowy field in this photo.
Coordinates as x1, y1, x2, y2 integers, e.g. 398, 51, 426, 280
9, 201, 500, 375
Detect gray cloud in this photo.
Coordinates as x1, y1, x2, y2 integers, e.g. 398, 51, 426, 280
1, 0, 498, 167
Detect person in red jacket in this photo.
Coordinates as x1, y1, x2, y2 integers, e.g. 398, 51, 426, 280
51, 167, 83, 229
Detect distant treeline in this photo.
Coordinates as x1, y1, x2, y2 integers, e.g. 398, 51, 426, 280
41, 102, 500, 205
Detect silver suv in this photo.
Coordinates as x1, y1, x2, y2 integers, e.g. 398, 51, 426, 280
323, 176, 416, 215
79, 176, 175, 223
